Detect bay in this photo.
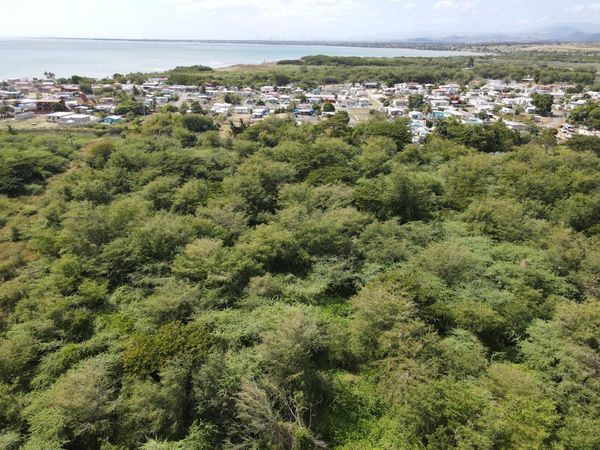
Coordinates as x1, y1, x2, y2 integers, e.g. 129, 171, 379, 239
0, 38, 478, 80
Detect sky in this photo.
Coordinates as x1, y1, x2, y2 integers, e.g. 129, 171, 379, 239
2, 0, 600, 41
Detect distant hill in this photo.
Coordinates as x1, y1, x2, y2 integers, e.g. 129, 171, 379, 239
405, 23, 600, 44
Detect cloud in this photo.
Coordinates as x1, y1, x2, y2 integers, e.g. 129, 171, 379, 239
162, 0, 367, 17
565, 3, 600, 14
433, 0, 478, 14
389, 0, 417, 9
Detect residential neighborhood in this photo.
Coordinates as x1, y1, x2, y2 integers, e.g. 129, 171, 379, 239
2, 74, 600, 143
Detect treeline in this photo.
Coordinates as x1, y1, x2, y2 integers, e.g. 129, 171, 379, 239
277, 55, 478, 67
0, 116, 600, 449
163, 54, 599, 88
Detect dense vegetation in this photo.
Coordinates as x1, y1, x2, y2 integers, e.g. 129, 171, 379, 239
0, 115, 600, 450
569, 102, 600, 130
163, 54, 600, 88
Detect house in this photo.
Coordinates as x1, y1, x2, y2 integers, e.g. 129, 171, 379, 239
14, 112, 35, 121
464, 117, 484, 126
0, 90, 23, 99
387, 107, 406, 117
357, 97, 370, 108
392, 98, 409, 108
428, 111, 449, 120
95, 104, 115, 113
234, 106, 252, 114
251, 108, 269, 120
295, 108, 314, 117
36, 98, 65, 112
46, 112, 74, 123
411, 125, 431, 143
74, 106, 91, 114
17, 99, 38, 112
504, 121, 527, 131
525, 106, 538, 115
58, 114, 97, 126
211, 103, 233, 115
61, 84, 80, 93
103, 115, 124, 125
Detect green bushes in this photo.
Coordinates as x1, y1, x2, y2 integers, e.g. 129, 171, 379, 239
123, 322, 213, 377
1, 114, 600, 449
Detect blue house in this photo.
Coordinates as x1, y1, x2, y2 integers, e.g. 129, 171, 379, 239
104, 115, 124, 125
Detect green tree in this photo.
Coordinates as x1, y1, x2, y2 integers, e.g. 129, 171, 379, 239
531, 93, 554, 117
182, 114, 216, 133
408, 94, 425, 110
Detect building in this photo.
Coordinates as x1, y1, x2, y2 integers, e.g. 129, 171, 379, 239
103, 115, 124, 124
211, 103, 233, 115
234, 106, 252, 114
46, 112, 74, 123
37, 98, 65, 112
251, 108, 269, 120
58, 114, 97, 126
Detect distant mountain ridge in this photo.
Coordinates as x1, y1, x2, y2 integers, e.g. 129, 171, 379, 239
405, 23, 600, 44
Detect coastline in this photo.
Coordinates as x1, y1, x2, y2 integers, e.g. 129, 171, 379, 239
29, 36, 470, 52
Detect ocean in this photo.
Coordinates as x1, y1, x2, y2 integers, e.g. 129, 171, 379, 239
0, 38, 478, 80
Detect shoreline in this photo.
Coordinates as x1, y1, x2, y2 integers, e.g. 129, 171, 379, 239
16, 36, 486, 52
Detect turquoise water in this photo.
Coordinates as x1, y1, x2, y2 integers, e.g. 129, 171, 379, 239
0, 38, 478, 80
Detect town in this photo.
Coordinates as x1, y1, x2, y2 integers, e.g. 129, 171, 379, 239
2, 72, 600, 143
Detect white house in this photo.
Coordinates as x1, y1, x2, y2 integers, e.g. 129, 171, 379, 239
211, 103, 232, 115
409, 111, 424, 120
357, 97, 370, 108
58, 114, 97, 126
251, 108, 269, 120
46, 112, 74, 123
234, 106, 252, 114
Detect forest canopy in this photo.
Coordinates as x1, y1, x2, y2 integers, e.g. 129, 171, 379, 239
0, 114, 599, 449
163, 53, 599, 88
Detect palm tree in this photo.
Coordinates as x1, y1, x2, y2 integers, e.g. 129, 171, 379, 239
229, 119, 248, 137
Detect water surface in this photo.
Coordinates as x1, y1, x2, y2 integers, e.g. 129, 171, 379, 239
0, 38, 479, 80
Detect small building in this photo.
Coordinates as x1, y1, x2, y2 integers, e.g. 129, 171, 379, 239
428, 111, 449, 120
251, 108, 269, 120
409, 111, 424, 120
464, 117, 484, 126
0, 90, 23, 99
58, 114, 96, 126
504, 121, 527, 131
17, 99, 38, 112
387, 107, 406, 117
211, 103, 233, 115
14, 112, 35, 121
234, 106, 252, 114
357, 97, 370, 108
37, 98, 65, 112
46, 112, 74, 123
103, 115, 124, 124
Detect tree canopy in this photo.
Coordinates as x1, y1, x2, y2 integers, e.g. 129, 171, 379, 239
0, 114, 599, 449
